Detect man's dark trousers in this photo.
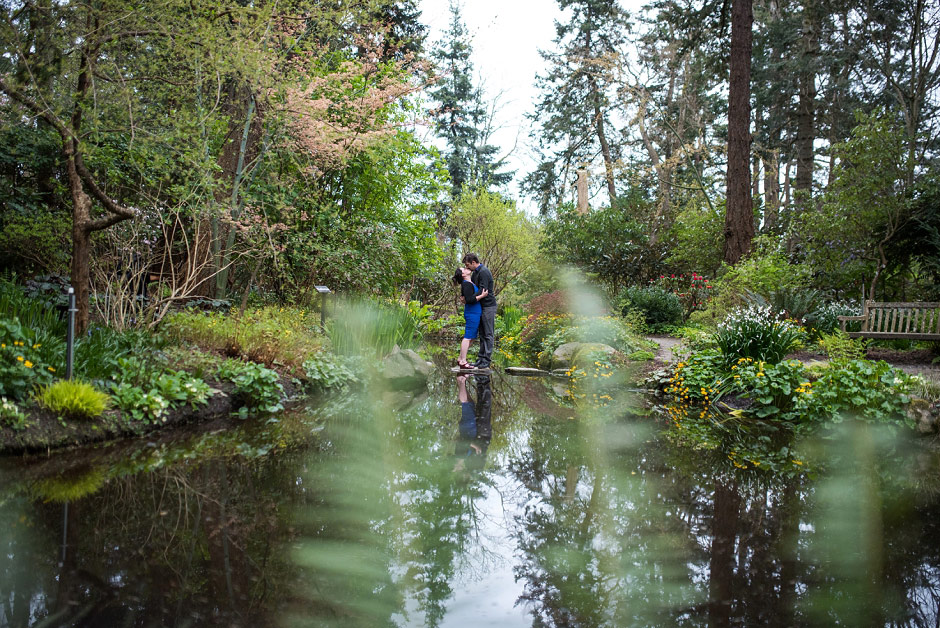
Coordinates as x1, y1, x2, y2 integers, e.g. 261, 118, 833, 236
476, 304, 496, 367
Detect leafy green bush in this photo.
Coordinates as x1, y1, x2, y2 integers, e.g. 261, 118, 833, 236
108, 357, 212, 424
217, 360, 284, 415
811, 359, 912, 422
715, 305, 805, 365
618, 285, 684, 330
651, 273, 714, 320
302, 353, 364, 391
0, 318, 57, 400
75, 326, 166, 382
818, 331, 868, 363
164, 306, 323, 368
664, 350, 725, 404
35, 379, 111, 420
0, 396, 27, 429
0, 279, 66, 336
724, 357, 811, 419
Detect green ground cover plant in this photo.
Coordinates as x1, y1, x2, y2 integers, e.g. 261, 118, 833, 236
302, 353, 364, 391
35, 379, 111, 420
109, 357, 212, 424
0, 396, 27, 429
217, 359, 284, 416
0, 317, 57, 400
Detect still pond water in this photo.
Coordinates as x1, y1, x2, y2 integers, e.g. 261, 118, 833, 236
1, 368, 939, 627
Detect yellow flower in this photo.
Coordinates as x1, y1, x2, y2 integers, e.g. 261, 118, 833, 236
16, 356, 23, 362
47, 366, 56, 372
23, 360, 32, 368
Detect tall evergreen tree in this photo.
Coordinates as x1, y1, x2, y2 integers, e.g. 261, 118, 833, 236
428, 1, 511, 197
723, 0, 755, 264
523, 0, 630, 214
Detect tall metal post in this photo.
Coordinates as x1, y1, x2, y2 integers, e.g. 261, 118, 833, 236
66, 287, 76, 380
315, 286, 331, 329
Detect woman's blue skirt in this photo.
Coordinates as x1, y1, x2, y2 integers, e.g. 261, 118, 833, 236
463, 303, 481, 339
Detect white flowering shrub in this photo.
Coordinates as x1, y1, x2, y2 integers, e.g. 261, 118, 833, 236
715, 305, 805, 365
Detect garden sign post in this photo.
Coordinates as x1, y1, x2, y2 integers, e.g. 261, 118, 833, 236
315, 285, 332, 328
66, 287, 76, 380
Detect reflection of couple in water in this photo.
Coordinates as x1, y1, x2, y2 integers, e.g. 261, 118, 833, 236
454, 373, 492, 474
451, 253, 496, 371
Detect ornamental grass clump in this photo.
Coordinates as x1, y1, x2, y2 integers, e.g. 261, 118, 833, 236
715, 305, 805, 366
36, 379, 111, 420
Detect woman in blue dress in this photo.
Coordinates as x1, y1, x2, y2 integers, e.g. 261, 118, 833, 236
452, 267, 488, 369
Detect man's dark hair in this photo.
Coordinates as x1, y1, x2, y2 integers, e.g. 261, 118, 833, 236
462, 252, 480, 264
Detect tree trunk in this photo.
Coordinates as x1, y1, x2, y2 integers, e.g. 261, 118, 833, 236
723, 0, 755, 265
763, 149, 780, 231
594, 100, 618, 203
795, 0, 818, 205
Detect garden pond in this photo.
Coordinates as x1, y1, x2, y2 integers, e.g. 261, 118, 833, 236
1, 366, 939, 627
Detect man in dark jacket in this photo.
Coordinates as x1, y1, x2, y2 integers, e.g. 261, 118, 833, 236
462, 253, 496, 368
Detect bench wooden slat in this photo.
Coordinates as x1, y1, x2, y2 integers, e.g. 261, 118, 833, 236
839, 300, 940, 340
847, 331, 940, 340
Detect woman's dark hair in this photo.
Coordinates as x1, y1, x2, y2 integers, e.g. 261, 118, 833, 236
452, 268, 465, 285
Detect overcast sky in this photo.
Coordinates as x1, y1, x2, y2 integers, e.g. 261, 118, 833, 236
417, 0, 566, 211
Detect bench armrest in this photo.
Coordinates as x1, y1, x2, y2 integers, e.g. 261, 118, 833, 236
837, 315, 867, 321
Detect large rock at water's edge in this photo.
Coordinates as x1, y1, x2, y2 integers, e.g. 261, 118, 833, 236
549, 342, 618, 371
381, 347, 433, 390
909, 398, 939, 435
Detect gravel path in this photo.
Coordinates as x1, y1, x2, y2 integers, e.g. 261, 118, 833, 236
647, 335, 683, 363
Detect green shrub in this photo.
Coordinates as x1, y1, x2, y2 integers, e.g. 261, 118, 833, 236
818, 331, 868, 364
724, 357, 811, 419
627, 350, 657, 361
619, 285, 685, 330
0, 317, 57, 400
36, 379, 111, 420
810, 359, 912, 422
108, 357, 212, 424
664, 350, 725, 404
715, 305, 805, 365
75, 326, 166, 382
0, 396, 27, 429
217, 360, 284, 415
164, 306, 323, 368
651, 273, 714, 320
302, 353, 364, 391
0, 279, 66, 336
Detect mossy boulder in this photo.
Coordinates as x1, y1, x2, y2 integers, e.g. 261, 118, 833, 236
380, 347, 433, 390
548, 342, 618, 370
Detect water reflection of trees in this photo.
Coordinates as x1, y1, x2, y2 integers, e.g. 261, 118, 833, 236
507, 405, 940, 627
0, 454, 303, 626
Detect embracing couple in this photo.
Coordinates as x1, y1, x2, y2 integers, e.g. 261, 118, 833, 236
451, 253, 496, 371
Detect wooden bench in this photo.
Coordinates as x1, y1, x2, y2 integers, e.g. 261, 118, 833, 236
838, 301, 940, 340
